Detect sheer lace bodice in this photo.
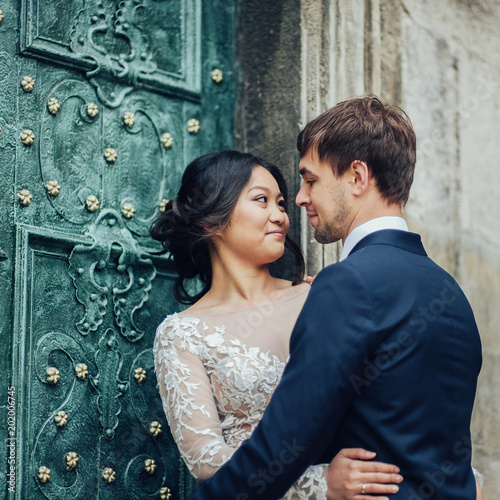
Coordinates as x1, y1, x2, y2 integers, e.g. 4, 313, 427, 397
153, 285, 328, 499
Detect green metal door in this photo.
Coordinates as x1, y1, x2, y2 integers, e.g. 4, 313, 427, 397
0, 1, 234, 499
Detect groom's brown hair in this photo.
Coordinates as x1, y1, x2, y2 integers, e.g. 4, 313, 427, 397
297, 95, 416, 206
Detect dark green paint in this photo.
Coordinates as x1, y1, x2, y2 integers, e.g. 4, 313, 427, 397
1, 1, 235, 499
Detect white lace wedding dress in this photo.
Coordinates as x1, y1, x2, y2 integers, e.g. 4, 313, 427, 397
153, 285, 329, 499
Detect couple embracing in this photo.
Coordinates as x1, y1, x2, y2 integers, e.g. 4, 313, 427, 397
152, 96, 482, 499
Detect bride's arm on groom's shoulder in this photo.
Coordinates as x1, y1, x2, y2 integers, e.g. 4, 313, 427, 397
326, 449, 402, 500
153, 321, 236, 482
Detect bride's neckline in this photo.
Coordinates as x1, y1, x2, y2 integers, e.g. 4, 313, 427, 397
178, 283, 309, 318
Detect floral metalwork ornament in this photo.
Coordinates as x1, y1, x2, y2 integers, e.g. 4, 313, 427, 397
68, 210, 156, 340
46, 180, 61, 196
66, 452, 79, 470
86, 195, 100, 212
134, 367, 146, 383
75, 363, 88, 379
123, 111, 136, 127
159, 487, 172, 500
145, 459, 156, 474
104, 148, 117, 163
54, 411, 68, 427
122, 203, 135, 219
46, 367, 60, 384
47, 97, 61, 115
187, 119, 200, 134
38, 466, 51, 483
21, 76, 35, 92
149, 421, 162, 437
87, 103, 99, 118
20, 129, 35, 145
211, 68, 224, 83
102, 467, 116, 483
159, 199, 169, 212
17, 189, 33, 206
161, 132, 173, 149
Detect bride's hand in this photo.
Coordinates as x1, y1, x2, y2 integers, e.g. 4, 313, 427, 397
327, 448, 403, 500
476, 481, 483, 500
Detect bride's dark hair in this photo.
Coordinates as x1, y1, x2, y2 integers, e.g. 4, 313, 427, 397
150, 150, 305, 304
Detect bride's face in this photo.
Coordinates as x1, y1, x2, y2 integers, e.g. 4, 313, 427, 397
214, 166, 290, 266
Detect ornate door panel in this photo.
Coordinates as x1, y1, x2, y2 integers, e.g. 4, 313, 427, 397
1, 1, 234, 499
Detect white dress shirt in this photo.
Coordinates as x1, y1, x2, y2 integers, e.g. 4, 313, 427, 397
339, 216, 409, 261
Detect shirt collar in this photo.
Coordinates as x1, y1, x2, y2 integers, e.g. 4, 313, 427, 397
339, 216, 409, 261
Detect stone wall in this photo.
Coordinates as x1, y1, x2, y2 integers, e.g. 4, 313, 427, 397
234, 0, 302, 279
400, 1, 500, 496
236, 0, 499, 495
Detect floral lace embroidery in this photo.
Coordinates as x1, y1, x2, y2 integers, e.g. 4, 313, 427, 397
154, 313, 328, 498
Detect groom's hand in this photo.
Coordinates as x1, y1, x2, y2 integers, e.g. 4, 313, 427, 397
327, 448, 403, 500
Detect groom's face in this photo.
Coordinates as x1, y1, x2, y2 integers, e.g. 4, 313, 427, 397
296, 148, 351, 244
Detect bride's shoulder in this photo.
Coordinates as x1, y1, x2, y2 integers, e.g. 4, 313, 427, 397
155, 312, 204, 343
277, 280, 311, 302
292, 281, 311, 294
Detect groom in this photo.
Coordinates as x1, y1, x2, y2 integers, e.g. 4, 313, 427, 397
188, 96, 482, 499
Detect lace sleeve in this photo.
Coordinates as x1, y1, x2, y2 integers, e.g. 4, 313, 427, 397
472, 467, 484, 489
153, 315, 237, 482
283, 464, 328, 499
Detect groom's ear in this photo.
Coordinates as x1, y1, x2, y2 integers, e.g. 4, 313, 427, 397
348, 160, 370, 197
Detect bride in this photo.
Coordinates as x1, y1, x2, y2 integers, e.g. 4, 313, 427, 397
150, 150, 403, 499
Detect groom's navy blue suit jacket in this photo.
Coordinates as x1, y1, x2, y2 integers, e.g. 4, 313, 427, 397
188, 230, 482, 499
